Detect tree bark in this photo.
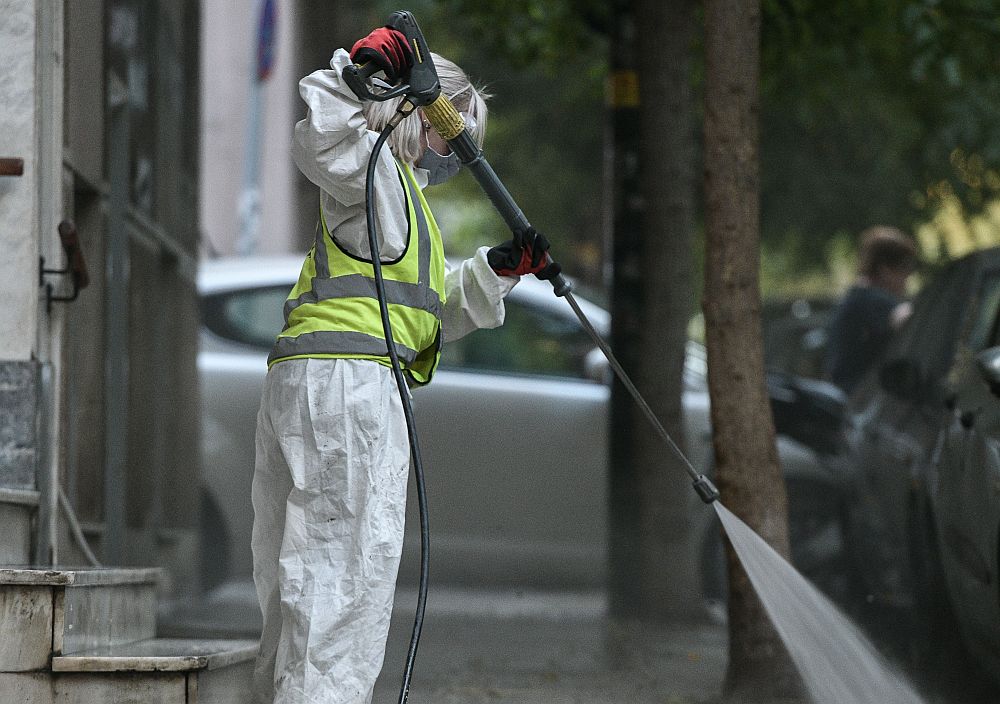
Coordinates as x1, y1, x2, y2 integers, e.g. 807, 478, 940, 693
609, 0, 699, 620
702, 0, 800, 697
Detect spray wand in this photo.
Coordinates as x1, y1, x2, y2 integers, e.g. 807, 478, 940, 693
345, 10, 719, 703
346, 11, 719, 504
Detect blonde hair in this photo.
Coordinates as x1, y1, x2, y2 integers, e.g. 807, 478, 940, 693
361, 53, 490, 164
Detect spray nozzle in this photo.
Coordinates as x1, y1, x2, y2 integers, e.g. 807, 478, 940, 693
692, 475, 720, 504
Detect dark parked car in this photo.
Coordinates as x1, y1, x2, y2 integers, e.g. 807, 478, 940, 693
840, 247, 1000, 680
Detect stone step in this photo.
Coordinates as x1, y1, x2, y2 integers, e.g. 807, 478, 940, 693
0, 488, 38, 565
4, 637, 257, 704
0, 566, 161, 671
51, 637, 257, 672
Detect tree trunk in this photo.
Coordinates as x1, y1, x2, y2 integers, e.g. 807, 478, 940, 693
609, 0, 699, 620
702, 0, 800, 697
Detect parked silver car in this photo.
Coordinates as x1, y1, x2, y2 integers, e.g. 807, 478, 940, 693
197, 256, 714, 598
197, 257, 849, 633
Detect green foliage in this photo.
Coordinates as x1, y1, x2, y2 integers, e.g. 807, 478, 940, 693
435, 0, 612, 68
368, 1, 1000, 292
374, 0, 608, 285
760, 0, 1000, 271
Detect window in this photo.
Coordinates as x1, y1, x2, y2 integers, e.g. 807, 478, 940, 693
973, 271, 1000, 350
202, 286, 289, 349
440, 299, 596, 379
884, 258, 975, 383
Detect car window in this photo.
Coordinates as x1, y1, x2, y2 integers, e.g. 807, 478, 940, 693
884, 259, 972, 382
684, 342, 707, 391
973, 270, 1000, 349
202, 286, 289, 349
440, 298, 595, 378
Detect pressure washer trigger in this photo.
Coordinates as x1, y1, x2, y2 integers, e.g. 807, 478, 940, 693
384, 11, 441, 106
342, 12, 441, 108
343, 60, 384, 101
692, 474, 720, 504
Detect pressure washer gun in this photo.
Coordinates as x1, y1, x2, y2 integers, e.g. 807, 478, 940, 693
343, 11, 719, 505
343, 10, 573, 298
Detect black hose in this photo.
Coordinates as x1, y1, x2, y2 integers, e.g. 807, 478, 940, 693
364, 123, 430, 704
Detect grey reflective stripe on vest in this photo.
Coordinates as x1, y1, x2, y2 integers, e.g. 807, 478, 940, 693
282, 273, 442, 321
411, 178, 431, 285
269, 330, 420, 365
314, 213, 330, 278
275, 164, 441, 365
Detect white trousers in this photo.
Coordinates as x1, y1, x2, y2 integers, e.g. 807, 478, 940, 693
251, 358, 410, 704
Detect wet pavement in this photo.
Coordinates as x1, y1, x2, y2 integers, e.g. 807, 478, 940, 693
376, 588, 730, 704
374, 588, 1000, 704
164, 582, 999, 703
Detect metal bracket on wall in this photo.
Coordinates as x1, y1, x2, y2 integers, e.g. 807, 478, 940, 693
39, 221, 90, 313
0, 158, 24, 176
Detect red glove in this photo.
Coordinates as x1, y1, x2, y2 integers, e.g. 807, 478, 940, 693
487, 227, 562, 280
350, 28, 412, 83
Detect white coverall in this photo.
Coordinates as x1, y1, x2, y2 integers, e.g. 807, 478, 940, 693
251, 49, 516, 704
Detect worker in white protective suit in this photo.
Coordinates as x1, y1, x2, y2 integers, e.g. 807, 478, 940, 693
251, 26, 560, 704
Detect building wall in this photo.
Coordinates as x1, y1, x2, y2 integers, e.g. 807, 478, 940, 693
0, 2, 42, 495
0, 2, 41, 363
0, 0, 204, 598
0, 1, 64, 562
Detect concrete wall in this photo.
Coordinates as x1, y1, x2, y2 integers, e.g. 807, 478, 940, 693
0, 2, 40, 363
0, 2, 65, 567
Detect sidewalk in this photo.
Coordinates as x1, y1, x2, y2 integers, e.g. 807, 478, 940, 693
374, 589, 729, 704
165, 582, 995, 703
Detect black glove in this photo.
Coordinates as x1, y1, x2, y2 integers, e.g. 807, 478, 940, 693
350, 27, 412, 83
487, 227, 562, 280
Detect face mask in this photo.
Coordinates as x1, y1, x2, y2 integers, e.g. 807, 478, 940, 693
417, 147, 461, 186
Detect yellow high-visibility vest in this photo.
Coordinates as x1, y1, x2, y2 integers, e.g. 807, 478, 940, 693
269, 161, 446, 385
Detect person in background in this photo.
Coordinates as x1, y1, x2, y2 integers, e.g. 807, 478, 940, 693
250, 26, 559, 704
824, 225, 917, 394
